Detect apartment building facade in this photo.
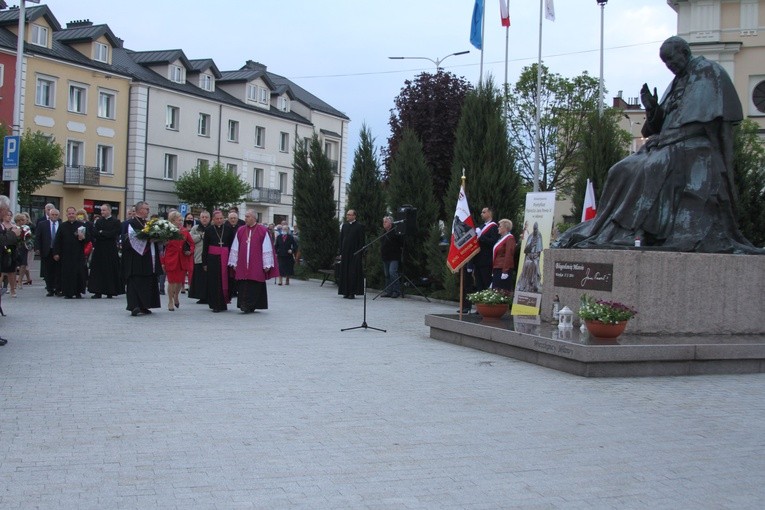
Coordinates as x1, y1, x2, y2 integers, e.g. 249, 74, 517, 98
0, 4, 349, 225
669, 0, 765, 132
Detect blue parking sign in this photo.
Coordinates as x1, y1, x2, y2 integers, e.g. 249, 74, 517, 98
179, 203, 188, 217
3, 135, 20, 168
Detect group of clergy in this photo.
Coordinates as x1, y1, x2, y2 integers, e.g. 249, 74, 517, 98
123, 203, 277, 316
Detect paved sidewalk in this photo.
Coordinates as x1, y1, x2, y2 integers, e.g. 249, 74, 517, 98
1, 276, 764, 509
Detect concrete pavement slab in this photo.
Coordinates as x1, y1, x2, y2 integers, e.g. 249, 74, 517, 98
1, 275, 764, 508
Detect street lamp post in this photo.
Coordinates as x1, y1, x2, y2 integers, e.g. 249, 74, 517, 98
388, 50, 470, 72
597, 0, 608, 116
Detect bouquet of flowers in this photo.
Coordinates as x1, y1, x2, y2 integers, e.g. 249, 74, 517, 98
135, 218, 183, 242
578, 293, 638, 324
21, 224, 35, 250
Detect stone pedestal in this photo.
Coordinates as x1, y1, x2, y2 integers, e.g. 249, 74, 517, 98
541, 249, 765, 335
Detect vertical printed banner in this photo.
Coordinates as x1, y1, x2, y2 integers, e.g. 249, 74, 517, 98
446, 185, 480, 272
511, 191, 556, 315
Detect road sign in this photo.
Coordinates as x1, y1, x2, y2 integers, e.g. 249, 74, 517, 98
179, 203, 188, 217
3, 135, 20, 168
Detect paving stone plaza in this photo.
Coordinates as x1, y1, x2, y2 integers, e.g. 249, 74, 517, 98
1, 275, 764, 509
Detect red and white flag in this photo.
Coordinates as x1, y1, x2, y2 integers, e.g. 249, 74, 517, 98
581, 178, 597, 222
446, 184, 480, 272
499, 0, 510, 27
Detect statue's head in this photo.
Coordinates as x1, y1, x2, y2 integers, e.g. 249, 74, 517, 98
660, 36, 691, 76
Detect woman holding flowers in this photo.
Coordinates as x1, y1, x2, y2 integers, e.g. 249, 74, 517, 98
13, 213, 34, 288
160, 211, 194, 311
1, 209, 20, 298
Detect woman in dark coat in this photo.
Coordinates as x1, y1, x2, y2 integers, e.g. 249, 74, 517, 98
274, 227, 298, 285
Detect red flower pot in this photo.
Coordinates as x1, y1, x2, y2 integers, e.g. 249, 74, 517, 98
584, 320, 627, 339
475, 303, 508, 319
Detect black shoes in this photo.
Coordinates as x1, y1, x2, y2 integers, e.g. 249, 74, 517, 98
46, 291, 54, 297
0, 337, 7, 346
131, 308, 140, 316
91, 294, 102, 299
343, 295, 355, 299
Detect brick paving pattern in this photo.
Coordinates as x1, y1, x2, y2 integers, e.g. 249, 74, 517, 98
1, 276, 764, 508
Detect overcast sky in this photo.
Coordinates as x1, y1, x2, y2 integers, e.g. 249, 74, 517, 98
38, 0, 678, 157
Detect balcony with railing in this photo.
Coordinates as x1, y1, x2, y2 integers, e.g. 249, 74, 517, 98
250, 187, 282, 204
64, 165, 101, 187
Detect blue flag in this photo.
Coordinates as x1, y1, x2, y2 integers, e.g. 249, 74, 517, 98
470, 0, 484, 50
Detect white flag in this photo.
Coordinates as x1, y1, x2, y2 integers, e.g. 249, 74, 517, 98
545, 0, 555, 21
581, 179, 597, 222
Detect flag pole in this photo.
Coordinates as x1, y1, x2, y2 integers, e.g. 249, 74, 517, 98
459, 171, 467, 319
479, 1, 485, 84
504, 22, 509, 123
533, 0, 543, 193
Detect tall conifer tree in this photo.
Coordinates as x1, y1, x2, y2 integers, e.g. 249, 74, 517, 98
292, 134, 337, 271
386, 129, 439, 281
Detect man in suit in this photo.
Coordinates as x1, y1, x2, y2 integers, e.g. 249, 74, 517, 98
473, 206, 499, 291
35, 208, 61, 296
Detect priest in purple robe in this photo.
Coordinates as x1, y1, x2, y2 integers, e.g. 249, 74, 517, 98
227, 209, 278, 313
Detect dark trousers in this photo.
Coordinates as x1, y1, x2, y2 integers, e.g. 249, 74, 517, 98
41, 255, 60, 293
473, 264, 492, 291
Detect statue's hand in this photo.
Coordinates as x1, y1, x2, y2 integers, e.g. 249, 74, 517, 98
640, 83, 658, 111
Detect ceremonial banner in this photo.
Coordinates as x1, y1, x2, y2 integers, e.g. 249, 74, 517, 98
581, 178, 597, 222
511, 191, 556, 315
446, 185, 480, 272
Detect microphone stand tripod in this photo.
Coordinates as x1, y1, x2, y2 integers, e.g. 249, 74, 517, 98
340, 230, 390, 333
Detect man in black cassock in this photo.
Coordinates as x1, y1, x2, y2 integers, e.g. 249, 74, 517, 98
338, 209, 365, 299
202, 210, 236, 312
88, 203, 123, 299
123, 201, 161, 316
52, 206, 88, 299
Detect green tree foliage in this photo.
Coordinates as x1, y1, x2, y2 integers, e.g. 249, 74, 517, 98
293, 134, 338, 271
346, 124, 386, 242
386, 129, 439, 281
386, 70, 472, 218
448, 76, 523, 230
732, 119, 765, 246
3, 128, 64, 208
346, 125, 387, 288
506, 64, 599, 193
570, 109, 630, 221
442, 77, 523, 299
175, 162, 253, 212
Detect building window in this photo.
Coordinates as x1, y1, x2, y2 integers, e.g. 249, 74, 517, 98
68, 84, 87, 114
35, 76, 56, 107
0, 64, 5, 87
226, 163, 238, 175
94, 42, 109, 63
200, 74, 213, 91
97, 145, 114, 174
30, 24, 48, 47
166, 106, 180, 130
254, 168, 264, 188
278, 97, 290, 112
247, 84, 257, 102
753, 81, 765, 113
164, 154, 178, 180
197, 158, 209, 170
279, 132, 289, 153
98, 90, 116, 119
255, 126, 265, 148
67, 140, 84, 167
198, 113, 211, 136
279, 172, 288, 193
227, 120, 239, 142
170, 65, 184, 83
259, 86, 268, 104
324, 142, 333, 159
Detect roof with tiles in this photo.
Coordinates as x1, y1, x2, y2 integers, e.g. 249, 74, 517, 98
188, 58, 221, 79
54, 21, 121, 47
0, 4, 61, 31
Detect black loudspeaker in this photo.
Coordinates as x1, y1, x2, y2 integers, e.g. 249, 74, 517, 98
395, 206, 417, 236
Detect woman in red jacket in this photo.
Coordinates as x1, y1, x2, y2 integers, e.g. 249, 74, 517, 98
491, 218, 516, 291
161, 210, 194, 311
